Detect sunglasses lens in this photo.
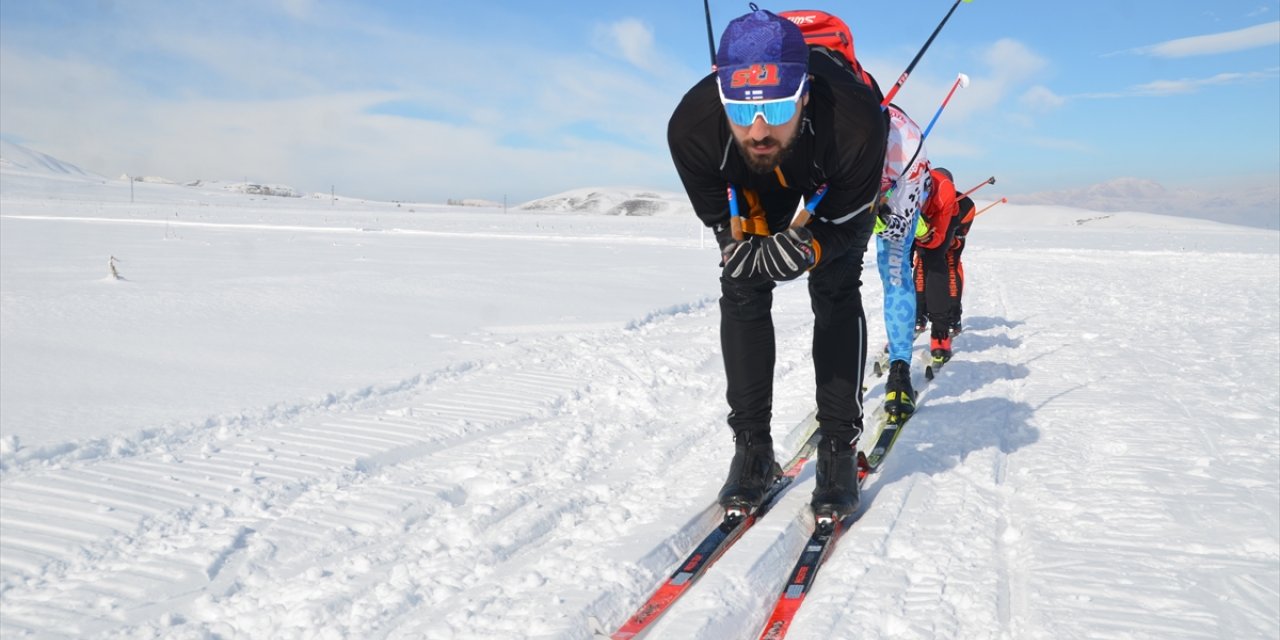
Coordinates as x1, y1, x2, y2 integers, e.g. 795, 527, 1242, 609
724, 99, 798, 127
761, 100, 797, 125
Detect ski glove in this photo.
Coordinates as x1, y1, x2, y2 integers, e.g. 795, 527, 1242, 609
915, 217, 931, 239
759, 228, 816, 281
876, 203, 913, 243
721, 236, 760, 280
713, 222, 742, 265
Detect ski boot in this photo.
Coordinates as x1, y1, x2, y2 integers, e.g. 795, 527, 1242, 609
718, 430, 781, 515
810, 434, 861, 520
930, 333, 952, 365
914, 316, 928, 336
883, 360, 916, 421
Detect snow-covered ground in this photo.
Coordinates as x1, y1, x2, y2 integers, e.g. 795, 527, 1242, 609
1, 153, 1277, 639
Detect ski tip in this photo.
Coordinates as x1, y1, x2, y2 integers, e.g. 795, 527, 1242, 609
924, 366, 934, 380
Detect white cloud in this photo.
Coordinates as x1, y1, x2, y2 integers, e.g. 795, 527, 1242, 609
885, 39, 1048, 127
1079, 67, 1280, 97
1019, 86, 1066, 111
271, 0, 315, 20
982, 39, 1050, 80
1131, 21, 1280, 57
595, 18, 660, 72
0, 8, 702, 203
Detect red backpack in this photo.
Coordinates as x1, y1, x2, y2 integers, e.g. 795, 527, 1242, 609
778, 10, 875, 88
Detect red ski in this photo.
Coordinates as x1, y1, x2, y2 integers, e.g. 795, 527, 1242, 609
604, 426, 821, 639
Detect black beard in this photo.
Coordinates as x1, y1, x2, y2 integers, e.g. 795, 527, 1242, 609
736, 134, 796, 174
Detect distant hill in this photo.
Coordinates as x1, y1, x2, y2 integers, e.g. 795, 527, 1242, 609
1016, 177, 1279, 230
518, 187, 692, 217
0, 140, 103, 180
1, 140, 305, 198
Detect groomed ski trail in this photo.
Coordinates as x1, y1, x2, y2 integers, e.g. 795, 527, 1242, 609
2, 239, 1277, 639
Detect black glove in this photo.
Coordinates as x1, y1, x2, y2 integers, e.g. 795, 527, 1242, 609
721, 236, 760, 280
759, 228, 816, 281
713, 222, 739, 265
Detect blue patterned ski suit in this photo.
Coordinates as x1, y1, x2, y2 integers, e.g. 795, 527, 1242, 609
875, 105, 930, 365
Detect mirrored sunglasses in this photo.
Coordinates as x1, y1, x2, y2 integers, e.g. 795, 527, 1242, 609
717, 78, 807, 127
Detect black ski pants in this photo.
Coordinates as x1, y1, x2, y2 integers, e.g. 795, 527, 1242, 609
718, 216, 874, 445
948, 235, 967, 324
914, 218, 960, 336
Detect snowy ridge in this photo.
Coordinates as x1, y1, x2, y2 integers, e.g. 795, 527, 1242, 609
1016, 177, 1280, 230
0, 140, 103, 180
518, 186, 692, 216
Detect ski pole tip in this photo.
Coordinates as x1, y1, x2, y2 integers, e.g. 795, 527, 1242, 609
958, 73, 971, 88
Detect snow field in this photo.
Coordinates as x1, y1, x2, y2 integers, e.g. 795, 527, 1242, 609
1, 170, 1277, 638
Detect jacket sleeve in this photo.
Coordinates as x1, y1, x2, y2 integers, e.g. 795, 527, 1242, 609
956, 196, 976, 232
917, 173, 958, 250
804, 80, 887, 261
668, 75, 731, 230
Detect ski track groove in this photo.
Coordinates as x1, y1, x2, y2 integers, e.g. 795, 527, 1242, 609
0, 358, 595, 637
1, 311, 734, 639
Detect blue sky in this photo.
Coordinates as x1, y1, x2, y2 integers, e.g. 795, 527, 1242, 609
1, 0, 1277, 204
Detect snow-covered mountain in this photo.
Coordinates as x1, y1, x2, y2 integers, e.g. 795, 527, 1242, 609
0, 139, 104, 180
1017, 177, 1279, 229
518, 186, 693, 216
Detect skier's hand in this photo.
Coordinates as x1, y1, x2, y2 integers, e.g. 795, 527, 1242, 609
714, 222, 743, 265
873, 210, 888, 235
759, 227, 816, 281
721, 236, 760, 280
914, 216, 931, 239
876, 203, 912, 243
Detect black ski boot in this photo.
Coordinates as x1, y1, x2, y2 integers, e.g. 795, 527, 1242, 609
914, 316, 928, 335
718, 431, 781, 514
883, 360, 916, 419
810, 434, 860, 519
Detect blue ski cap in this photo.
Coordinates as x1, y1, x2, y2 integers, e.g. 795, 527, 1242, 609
715, 9, 809, 102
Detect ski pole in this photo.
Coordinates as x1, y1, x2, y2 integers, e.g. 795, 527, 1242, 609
704, 0, 745, 240
703, 0, 717, 70
974, 197, 1008, 218
880, 0, 974, 109
788, 183, 828, 229
960, 176, 996, 199
727, 184, 745, 240
796, 0, 974, 230
896, 72, 970, 185
921, 73, 970, 139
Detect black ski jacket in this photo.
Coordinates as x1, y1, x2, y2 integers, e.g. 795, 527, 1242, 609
668, 49, 887, 264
